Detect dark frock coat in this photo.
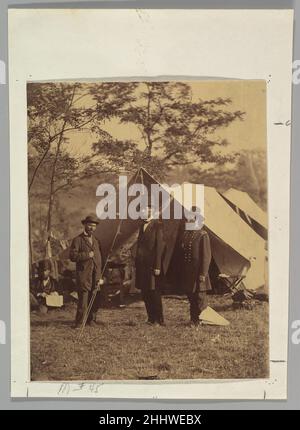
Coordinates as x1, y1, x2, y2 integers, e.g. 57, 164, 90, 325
181, 228, 212, 294
69, 232, 102, 291
135, 220, 165, 291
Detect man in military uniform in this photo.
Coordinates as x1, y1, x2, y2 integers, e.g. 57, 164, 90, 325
70, 214, 103, 328
135, 205, 165, 326
181, 207, 212, 326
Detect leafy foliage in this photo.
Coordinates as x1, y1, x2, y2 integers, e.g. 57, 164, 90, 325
28, 81, 248, 260
186, 150, 267, 210
92, 82, 244, 178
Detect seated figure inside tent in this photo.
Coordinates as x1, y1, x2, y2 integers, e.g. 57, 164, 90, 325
180, 206, 212, 326
30, 259, 61, 313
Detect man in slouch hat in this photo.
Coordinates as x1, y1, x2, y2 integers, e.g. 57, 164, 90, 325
70, 214, 104, 328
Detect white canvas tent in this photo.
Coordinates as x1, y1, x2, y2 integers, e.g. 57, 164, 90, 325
222, 188, 268, 240
92, 168, 267, 292
166, 183, 267, 291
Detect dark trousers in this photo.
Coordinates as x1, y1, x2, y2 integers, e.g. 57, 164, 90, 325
187, 290, 208, 323
141, 285, 164, 324
76, 270, 101, 325
119, 283, 125, 306
76, 288, 101, 324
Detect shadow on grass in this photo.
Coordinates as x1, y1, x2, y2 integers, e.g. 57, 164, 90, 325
212, 303, 233, 312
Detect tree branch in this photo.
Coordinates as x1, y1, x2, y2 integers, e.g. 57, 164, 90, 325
52, 169, 114, 194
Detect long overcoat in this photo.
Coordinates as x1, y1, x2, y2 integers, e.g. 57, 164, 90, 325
181, 228, 212, 294
135, 220, 165, 291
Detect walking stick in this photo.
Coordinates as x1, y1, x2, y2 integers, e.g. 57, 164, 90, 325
77, 220, 123, 339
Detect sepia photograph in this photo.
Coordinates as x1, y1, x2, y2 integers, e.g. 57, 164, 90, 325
28, 80, 269, 382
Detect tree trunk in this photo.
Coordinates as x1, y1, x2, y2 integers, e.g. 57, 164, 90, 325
44, 127, 66, 258
145, 84, 153, 158
28, 142, 51, 192
44, 85, 77, 258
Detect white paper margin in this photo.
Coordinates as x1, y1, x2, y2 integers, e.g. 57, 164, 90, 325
8, 9, 294, 399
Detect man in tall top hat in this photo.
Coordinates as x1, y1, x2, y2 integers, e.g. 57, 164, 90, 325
135, 205, 166, 326
70, 214, 103, 328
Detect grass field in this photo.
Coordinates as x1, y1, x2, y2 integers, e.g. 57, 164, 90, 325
31, 295, 269, 381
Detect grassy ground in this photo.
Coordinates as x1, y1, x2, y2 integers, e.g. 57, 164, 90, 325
31, 295, 269, 381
